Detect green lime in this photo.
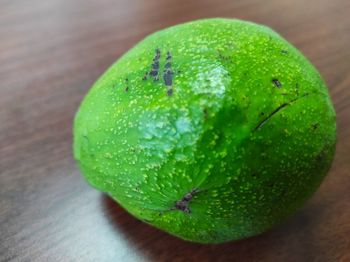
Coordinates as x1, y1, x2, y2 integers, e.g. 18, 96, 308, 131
74, 18, 336, 243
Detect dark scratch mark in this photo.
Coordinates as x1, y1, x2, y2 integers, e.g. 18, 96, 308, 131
254, 93, 311, 131
254, 103, 288, 131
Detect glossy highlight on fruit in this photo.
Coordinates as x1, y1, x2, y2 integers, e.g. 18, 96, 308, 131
73, 18, 336, 243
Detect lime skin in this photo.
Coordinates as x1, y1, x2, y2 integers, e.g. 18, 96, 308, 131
74, 18, 336, 243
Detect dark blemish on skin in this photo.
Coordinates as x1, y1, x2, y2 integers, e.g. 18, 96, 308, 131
142, 72, 148, 80
150, 59, 160, 81
251, 172, 259, 178
142, 49, 176, 95
260, 112, 265, 116
280, 188, 288, 197
295, 83, 300, 96
163, 70, 173, 86
316, 154, 323, 162
82, 135, 95, 157
124, 79, 129, 92
163, 51, 174, 95
174, 188, 201, 213
203, 108, 208, 119
143, 49, 174, 95
311, 123, 319, 130
155, 48, 161, 59
151, 60, 160, 71
268, 182, 275, 188
217, 50, 230, 61
163, 51, 173, 86
316, 146, 327, 162
143, 48, 161, 81
272, 79, 282, 88
167, 88, 173, 96
165, 62, 171, 69
281, 49, 288, 54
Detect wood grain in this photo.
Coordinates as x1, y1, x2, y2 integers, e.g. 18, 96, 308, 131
1, 0, 350, 261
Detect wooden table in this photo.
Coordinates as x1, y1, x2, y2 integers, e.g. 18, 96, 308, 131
1, 0, 350, 261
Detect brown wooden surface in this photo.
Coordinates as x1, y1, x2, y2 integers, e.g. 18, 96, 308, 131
1, 0, 350, 261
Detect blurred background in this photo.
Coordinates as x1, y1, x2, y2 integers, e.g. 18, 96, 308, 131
1, 0, 350, 261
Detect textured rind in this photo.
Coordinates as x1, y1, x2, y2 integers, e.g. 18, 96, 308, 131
73, 18, 336, 243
